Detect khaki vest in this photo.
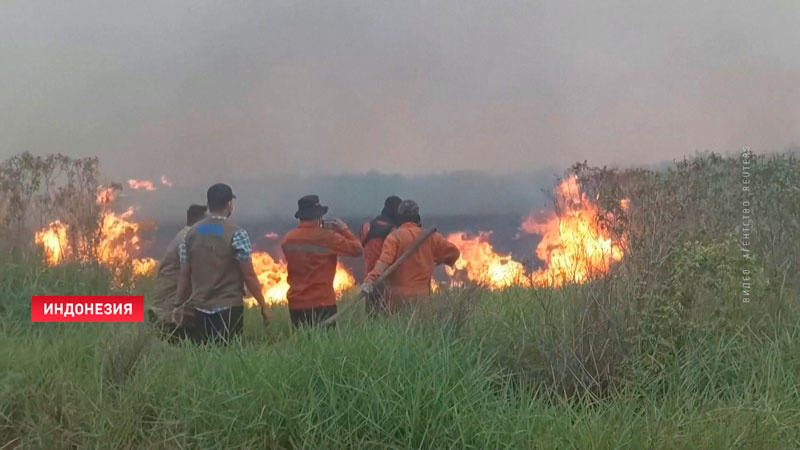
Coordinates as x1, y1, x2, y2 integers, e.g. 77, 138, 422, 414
149, 226, 189, 322
184, 217, 245, 310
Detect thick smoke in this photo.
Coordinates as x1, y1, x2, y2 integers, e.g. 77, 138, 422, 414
1, 0, 798, 220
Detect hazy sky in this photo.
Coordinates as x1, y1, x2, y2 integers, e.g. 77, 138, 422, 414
2, 0, 799, 184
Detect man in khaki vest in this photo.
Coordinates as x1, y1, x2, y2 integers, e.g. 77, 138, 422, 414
175, 183, 271, 343
148, 203, 207, 340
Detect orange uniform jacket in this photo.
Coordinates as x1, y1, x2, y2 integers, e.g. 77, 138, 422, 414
360, 216, 396, 275
281, 222, 363, 310
365, 222, 460, 309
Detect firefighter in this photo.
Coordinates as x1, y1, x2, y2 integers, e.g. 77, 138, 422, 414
148, 203, 207, 341
174, 183, 271, 344
359, 195, 402, 316
359, 200, 460, 312
281, 195, 363, 328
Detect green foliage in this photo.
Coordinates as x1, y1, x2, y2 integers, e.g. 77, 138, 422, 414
3, 152, 800, 448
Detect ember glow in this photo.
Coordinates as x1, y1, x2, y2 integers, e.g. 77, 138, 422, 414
446, 176, 627, 289
128, 179, 156, 191
245, 251, 355, 306
160, 175, 173, 187
34, 186, 157, 281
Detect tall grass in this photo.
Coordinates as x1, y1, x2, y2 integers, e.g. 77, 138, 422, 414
2, 152, 799, 448
2, 263, 799, 448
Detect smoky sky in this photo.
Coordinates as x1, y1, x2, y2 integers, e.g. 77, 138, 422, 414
1, 0, 799, 184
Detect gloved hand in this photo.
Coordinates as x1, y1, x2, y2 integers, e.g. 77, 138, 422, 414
359, 283, 374, 296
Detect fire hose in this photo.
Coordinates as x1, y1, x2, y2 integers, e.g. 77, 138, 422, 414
320, 226, 438, 326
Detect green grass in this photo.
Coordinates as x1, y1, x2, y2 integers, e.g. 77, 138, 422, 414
2, 259, 799, 449
3, 152, 799, 448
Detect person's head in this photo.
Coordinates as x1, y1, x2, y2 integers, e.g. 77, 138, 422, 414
381, 195, 402, 223
186, 204, 207, 226
294, 194, 328, 222
396, 199, 421, 225
206, 183, 236, 217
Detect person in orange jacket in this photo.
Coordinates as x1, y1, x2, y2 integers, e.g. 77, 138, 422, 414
360, 195, 402, 273
359, 195, 402, 316
359, 200, 460, 312
281, 195, 363, 327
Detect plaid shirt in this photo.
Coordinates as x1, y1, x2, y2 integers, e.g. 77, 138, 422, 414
178, 216, 252, 264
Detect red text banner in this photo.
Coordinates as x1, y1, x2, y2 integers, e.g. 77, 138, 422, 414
31, 296, 144, 322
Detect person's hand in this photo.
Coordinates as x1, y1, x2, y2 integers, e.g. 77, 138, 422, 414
359, 283, 374, 296
260, 304, 272, 324
329, 218, 348, 231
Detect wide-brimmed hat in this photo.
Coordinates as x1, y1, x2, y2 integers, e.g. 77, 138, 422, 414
295, 194, 329, 220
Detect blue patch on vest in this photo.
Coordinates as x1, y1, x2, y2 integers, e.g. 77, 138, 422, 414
196, 223, 224, 237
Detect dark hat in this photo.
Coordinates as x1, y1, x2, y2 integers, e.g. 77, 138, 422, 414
384, 195, 402, 210
397, 199, 419, 217
295, 194, 329, 220
206, 183, 236, 207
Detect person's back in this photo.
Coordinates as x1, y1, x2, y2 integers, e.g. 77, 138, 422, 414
360, 196, 402, 275
281, 195, 362, 327
174, 183, 271, 344
149, 225, 189, 322
363, 200, 459, 311
374, 223, 458, 305
184, 216, 245, 311
150, 204, 207, 326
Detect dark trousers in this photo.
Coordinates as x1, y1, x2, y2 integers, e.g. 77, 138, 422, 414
147, 309, 189, 343
189, 306, 244, 344
289, 305, 337, 329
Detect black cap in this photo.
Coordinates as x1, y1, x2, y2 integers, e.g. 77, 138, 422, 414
206, 183, 236, 209
384, 195, 402, 210
295, 194, 329, 220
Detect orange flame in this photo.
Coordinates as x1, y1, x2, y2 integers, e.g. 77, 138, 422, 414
34, 221, 70, 265
444, 176, 627, 289
246, 251, 355, 306
446, 232, 529, 290
34, 186, 157, 281
523, 175, 626, 287
127, 179, 156, 191
96, 187, 116, 205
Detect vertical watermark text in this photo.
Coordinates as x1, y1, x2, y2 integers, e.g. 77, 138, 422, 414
740, 147, 752, 303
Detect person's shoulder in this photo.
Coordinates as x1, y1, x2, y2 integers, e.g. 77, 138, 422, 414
184, 220, 205, 238
281, 227, 306, 245
174, 226, 190, 241
387, 227, 407, 240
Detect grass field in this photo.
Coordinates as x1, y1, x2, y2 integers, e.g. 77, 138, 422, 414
2, 152, 800, 449
2, 258, 799, 449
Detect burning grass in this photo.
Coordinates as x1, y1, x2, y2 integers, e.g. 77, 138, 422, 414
446, 175, 628, 289
34, 186, 157, 283
3, 151, 800, 448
